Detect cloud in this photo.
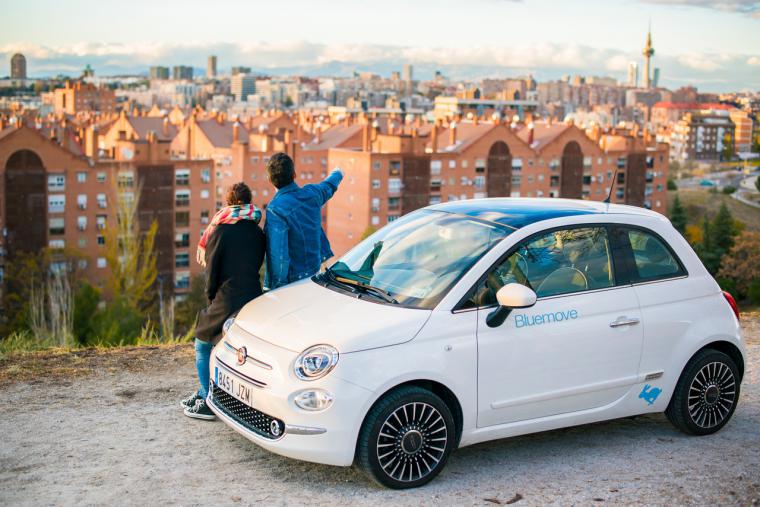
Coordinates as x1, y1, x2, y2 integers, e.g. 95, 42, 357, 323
678, 53, 722, 71
639, 0, 760, 17
1, 41, 757, 92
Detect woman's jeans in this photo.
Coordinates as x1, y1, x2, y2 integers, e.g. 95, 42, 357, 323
195, 338, 213, 399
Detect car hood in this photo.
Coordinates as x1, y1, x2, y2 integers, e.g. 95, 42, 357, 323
233, 278, 432, 353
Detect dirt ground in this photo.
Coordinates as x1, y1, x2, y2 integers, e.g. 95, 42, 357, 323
1, 315, 759, 506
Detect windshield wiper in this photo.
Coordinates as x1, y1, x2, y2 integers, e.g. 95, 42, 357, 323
333, 275, 399, 304
320, 268, 361, 296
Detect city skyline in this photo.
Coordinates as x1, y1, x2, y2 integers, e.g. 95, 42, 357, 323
2, 0, 759, 92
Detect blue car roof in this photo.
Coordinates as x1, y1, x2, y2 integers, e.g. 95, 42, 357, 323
429, 198, 607, 229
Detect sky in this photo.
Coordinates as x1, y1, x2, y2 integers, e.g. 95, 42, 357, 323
1, 0, 759, 92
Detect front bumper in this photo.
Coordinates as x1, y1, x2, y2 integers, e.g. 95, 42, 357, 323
206, 327, 373, 467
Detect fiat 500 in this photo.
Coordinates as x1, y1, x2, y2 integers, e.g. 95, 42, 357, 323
207, 198, 745, 489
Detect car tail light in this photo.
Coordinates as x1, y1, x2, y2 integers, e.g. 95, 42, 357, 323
722, 291, 740, 320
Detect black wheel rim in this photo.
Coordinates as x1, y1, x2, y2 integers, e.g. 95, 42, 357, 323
688, 361, 736, 429
376, 402, 447, 483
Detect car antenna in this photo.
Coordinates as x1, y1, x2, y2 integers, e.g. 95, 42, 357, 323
603, 167, 619, 204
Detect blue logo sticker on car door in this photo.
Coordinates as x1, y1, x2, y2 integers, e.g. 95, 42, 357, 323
639, 384, 662, 405
514, 309, 579, 328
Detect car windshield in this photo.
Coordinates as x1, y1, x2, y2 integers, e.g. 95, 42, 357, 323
325, 210, 511, 309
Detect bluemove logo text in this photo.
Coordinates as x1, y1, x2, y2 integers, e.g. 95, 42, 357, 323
515, 309, 579, 328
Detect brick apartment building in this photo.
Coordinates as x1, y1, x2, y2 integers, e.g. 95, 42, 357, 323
1, 109, 669, 303
54, 81, 117, 115
670, 111, 736, 162
0, 121, 214, 300
323, 117, 668, 256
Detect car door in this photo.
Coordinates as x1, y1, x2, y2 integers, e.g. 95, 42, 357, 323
472, 225, 644, 427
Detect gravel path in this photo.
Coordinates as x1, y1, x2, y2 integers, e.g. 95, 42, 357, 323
1, 317, 759, 506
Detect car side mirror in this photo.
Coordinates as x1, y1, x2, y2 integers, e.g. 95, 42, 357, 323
486, 283, 537, 328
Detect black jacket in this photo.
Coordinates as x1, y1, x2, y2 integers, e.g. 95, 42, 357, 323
196, 221, 265, 344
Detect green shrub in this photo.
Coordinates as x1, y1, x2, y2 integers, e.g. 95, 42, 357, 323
73, 282, 101, 345
667, 178, 678, 191
749, 279, 760, 305
722, 185, 736, 195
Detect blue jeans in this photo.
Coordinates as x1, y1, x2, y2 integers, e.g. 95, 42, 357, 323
195, 338, 213, 399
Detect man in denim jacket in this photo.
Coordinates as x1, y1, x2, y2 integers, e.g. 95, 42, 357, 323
265, 152, 343, 290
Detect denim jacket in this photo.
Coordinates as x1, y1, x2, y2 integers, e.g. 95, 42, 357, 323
265, 169, 343, 289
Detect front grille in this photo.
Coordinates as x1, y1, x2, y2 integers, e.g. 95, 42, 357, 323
210, 383, 284, 439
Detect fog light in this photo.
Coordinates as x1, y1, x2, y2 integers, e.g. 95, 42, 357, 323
293, 389, 334, 411
270, 420, 282, 437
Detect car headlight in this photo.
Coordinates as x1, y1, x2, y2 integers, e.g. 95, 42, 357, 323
293, 389, 334, 411
222, 317, 235, 336
294, 344, 339, 381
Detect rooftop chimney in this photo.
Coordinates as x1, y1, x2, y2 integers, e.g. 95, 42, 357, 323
449, 121, 457, 146
162, 116, 169, 137
431, 120, 440, 153
284, 128, 292, 155
362, 122, 370, 152
86, 125, 99, 162
232, 121, 240, 145
528, 122, 535, 146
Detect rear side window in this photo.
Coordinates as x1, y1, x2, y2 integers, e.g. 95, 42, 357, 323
624, 228, 685, 282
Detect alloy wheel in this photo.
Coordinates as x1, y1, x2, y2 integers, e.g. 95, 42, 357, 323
688, 361, 737, 429
376, 402, 448, 483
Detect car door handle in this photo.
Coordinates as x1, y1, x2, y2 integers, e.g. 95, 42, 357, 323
609, 317, 640, 328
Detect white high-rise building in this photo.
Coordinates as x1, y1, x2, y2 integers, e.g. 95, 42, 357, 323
402, 64, 413, 82
627, 62, 639, 87
231, 73, 256, 102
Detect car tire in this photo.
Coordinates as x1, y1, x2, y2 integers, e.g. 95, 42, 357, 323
666, 348, 740, 436
356, 385, 455, 489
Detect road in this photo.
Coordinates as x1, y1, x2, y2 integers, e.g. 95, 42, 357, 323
1, 315, 759, 506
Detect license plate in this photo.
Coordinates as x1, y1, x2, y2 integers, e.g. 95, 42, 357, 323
215, 366, 254, 407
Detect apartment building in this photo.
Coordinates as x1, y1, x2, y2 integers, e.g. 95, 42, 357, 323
0, 122, 214, 299
670, 111, 735, 161
53, 81, 116, 115
324, 117, 669, 257
728, 110, 753, 153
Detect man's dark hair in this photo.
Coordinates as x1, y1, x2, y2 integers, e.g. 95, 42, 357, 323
266, 152, 295, 189
226, 182, 252, 205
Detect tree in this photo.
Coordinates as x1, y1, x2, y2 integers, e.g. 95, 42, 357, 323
755, 174, 760, 193
712, 203, 736, 256
696, 217, 721, 274
695, 204, 739, 276
717, 231, 760, 300
28, 266, 74, 347
669, 194, 687, 234
722, 133, 734, 162
1, 249, 85, 340
667, 178, 678, 191
104, 184, 158, 311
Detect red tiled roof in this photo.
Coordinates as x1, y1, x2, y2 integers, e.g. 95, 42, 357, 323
126, 116, 177, 141
196, 119, 249, 148
515, 122, 570, 151
426, 121, 496, 153
303, 124, 363, 151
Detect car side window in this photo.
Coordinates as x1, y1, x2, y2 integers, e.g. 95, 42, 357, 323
624, 228, 684, 282
469, 226, 615, 306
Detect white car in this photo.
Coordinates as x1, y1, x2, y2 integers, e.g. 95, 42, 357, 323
207, 198, 745, 489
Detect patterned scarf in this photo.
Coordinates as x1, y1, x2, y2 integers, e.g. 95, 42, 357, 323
196, 204, 262, 266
